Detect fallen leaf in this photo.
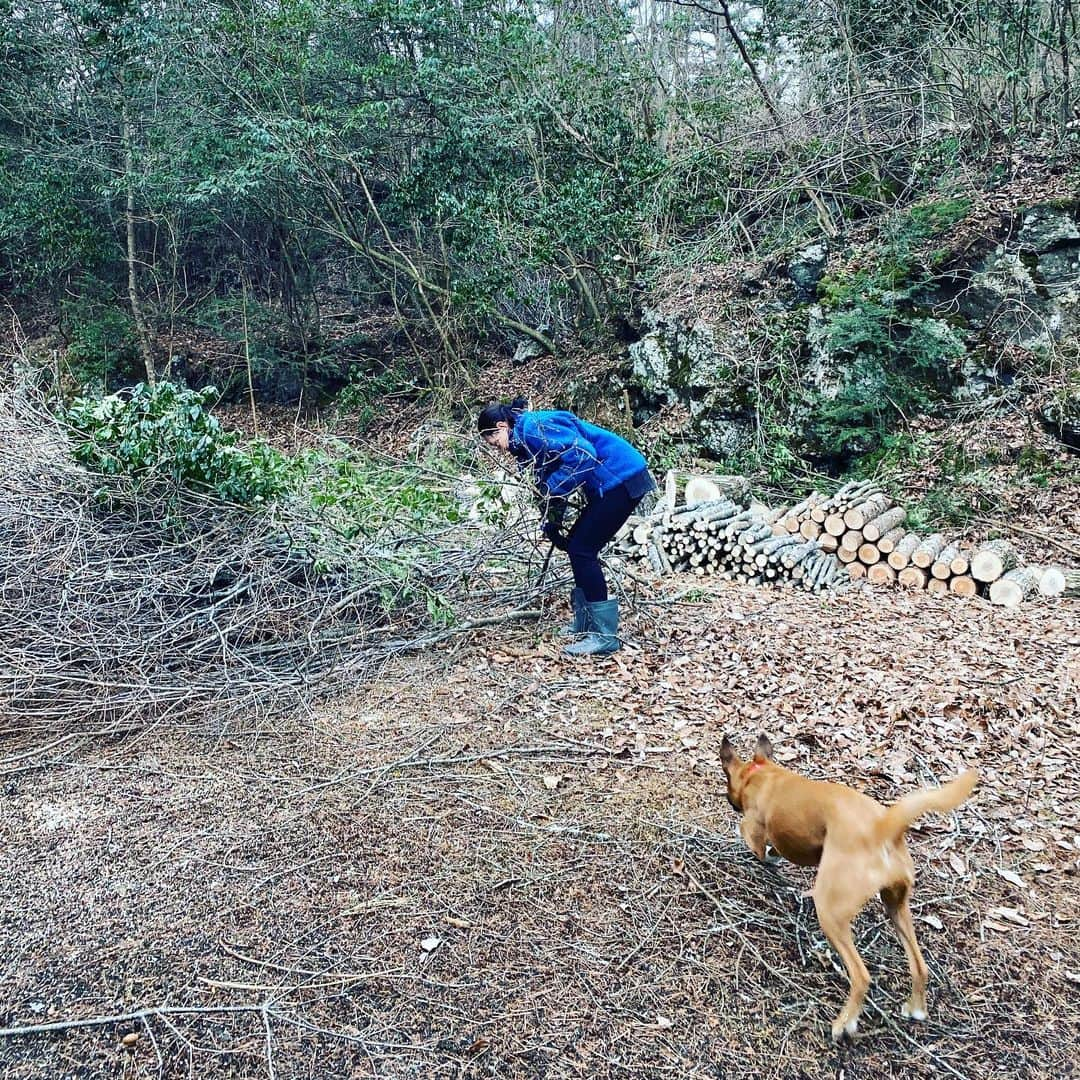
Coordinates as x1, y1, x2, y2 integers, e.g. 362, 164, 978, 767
542, 774, 561, 790
996, 868, 1027, 889
987, 906, 1030, 927
920, 914, 944, 930
420, 935, 442, 952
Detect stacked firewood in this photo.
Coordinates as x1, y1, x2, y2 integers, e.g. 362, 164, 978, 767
615, 474, 1076, 608
614, 488, 842, 591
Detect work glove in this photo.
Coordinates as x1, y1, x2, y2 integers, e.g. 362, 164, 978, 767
541, 493, 568, 528
541, 520, 569, 550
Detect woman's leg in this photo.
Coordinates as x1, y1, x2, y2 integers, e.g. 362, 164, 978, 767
564, 486, 637, 602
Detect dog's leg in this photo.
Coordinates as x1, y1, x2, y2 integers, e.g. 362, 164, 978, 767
814, 865, 873, 1042
881, 883, 929, 1021
740, 815, 769, 861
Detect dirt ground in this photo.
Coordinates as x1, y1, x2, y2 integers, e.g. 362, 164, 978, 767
2, 569, 1078, 1079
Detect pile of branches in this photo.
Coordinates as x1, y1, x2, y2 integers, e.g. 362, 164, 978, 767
0, 391, 538, 740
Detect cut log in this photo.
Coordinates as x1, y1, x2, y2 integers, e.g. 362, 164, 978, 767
911, 534, 945, 569
949, 574, 978, 597
898, 566, 929, 589
843, 492, 893, 530
824, 513, 848, 537
847, 562, 868, 580
857, 542, 881, 565
799, 520, 823, 540
836, 546, 858, 563
887, 533, 922, 570
818, 533, 839, 553
989, 567, 1041, 608
632, 522, 654, 546
867, 563, 897, 586
927, 577, 949, 596
862, 506, 907, 542
876, 527, 906, 554
970, 540, 1018, 583
1034, 565, 1067, 597
931, 543, 962, 580
669, 471, 751, 508
841, 529, 864, 550
949, 548, 971, 576
787, 492, 824, 521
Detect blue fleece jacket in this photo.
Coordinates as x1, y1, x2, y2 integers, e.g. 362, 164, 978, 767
509, 410, 654, 501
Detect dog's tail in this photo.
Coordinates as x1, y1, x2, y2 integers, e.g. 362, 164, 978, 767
878, 770, 978, 843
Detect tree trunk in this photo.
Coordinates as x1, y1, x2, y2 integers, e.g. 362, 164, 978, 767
876, 527, 907, 554
123, 101, 155, 386
1035, 565, 1067, 597
1063, 569, 1080, 597
931, 543, 962, 579
843, 493, 893, 531
857, 542, 881, 564
867, 563, 897, 586
949, 548, 971, 575
887, 533, 922, 570
912, 534, 945, 569
898, 566, 929, 589
949, 575, 978, 597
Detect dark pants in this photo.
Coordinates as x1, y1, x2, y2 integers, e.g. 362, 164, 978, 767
565, 484, 639, 602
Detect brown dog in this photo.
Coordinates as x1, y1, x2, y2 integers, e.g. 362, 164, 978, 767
720, 734, 977, 1041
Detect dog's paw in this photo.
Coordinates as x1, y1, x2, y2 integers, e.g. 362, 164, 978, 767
901, 1001, 928, 1022
831, 1017, 859, 1043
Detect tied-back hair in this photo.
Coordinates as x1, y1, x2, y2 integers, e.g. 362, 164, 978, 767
476, 396, 529, 434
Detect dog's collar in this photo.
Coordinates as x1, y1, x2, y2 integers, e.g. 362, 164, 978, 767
743, 760, 765, 778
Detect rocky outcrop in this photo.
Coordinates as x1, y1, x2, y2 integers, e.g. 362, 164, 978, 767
629, 309, 755, 457
945, 202, 1080, 360
628, 201, 1080, 464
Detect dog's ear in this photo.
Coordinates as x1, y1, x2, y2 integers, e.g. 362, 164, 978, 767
720, 735, 738, 773
753, 733, 774, 761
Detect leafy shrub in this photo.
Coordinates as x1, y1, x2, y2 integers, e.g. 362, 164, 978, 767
336, 362, 416, 434
193, 296, 339, 404
61, 301, 144, 391
67, 382, 290, 504
298, 450, 462, 543
803, 198, 972, 465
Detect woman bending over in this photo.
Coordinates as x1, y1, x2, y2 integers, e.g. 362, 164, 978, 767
478, 397, 655, 656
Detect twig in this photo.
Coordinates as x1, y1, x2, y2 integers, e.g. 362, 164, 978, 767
0, 1004, 269, 1039
973, 515, 1080, 560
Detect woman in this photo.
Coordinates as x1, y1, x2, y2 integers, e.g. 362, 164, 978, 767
478, 398, 655, 656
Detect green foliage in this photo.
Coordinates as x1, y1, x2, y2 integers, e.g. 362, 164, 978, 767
800, 198, 972, 464
298, 449, 461, 543
336, 362, 416, 433
0, 161, 109, 289
66, 382, 291, 504
61, 294, 144, 391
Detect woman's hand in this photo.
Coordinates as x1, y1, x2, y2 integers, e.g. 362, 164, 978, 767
541, 521, 569, 550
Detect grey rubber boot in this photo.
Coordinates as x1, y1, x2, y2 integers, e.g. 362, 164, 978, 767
557, 588, 590, 638
562, 599, 620, 656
